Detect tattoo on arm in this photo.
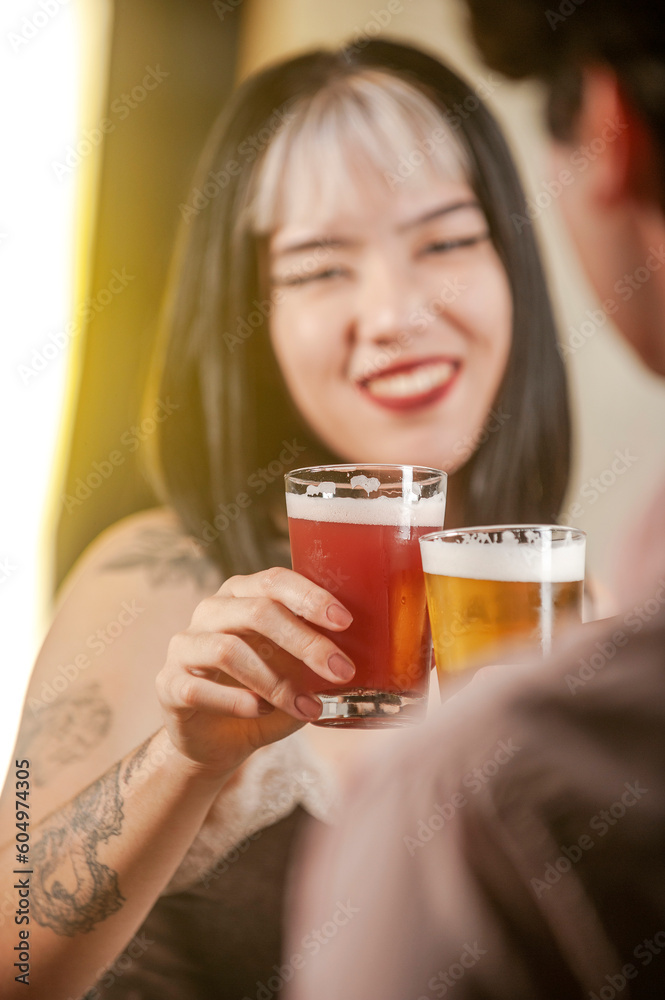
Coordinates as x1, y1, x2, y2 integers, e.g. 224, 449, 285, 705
16, 683, 112, 788
121, 734, 153, 786
101, 525, 219, 588
31, 736, 157, 936
32, 765, 125, 935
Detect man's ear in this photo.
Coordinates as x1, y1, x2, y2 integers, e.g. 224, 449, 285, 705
579, 66, 661, 206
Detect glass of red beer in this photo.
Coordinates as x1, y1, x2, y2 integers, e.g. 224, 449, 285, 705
285, 465, 446, 727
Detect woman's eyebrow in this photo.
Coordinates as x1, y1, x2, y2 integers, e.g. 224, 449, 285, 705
270, 236, 357, 259
270, 200, 481, 258
398, 199, 480, 232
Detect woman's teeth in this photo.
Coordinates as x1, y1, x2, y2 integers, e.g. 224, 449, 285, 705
365, 361, 456, 399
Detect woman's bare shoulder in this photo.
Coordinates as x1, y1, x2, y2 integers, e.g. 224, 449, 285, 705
56, 506, 223, 609
2, 508, 224, 825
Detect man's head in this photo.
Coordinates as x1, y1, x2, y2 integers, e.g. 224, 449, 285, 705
464, 0, 665, 374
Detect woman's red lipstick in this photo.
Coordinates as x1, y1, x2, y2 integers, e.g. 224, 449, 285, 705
358, 356, 460, 412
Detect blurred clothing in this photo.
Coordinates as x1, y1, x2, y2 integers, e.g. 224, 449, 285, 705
88, 733, 336, 1000
288, 606, 665, 999
94, 808, 322, 1000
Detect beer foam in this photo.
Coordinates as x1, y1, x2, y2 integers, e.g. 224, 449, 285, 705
286, 492, 445, 528
420, 531, 585, 582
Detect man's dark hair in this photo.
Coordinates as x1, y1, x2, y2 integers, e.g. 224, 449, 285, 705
464, 0, 665, 153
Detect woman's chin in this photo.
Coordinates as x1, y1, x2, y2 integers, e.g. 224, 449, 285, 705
331, 443, 459, 473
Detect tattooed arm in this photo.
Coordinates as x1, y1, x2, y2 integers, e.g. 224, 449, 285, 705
0, 509, 225, 996
0, 729, 233, 1000
15, 683, 112, 789
0, 508, 221, 834
0, 507, 352, 997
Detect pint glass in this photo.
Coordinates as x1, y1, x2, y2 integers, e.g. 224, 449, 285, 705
286, 465, 446, 727
419, 525, 585, 680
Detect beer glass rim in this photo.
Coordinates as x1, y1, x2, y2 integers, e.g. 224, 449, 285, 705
420, 523, 586, 544
285, 464, 447, 487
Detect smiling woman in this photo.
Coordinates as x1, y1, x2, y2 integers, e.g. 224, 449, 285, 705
0, 38, 573, 1000
153, 42, 570, 578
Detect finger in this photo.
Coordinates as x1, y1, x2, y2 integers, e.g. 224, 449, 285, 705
166, 632, 323, 721
161, 673, 275, 719
190, 596, 355, 683
219, 567, 354, 631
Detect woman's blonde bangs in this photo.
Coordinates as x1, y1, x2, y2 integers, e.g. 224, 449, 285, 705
248, 68, 470, 233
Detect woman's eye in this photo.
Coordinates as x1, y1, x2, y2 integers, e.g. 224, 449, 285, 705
421, 232, 489, 256
273, 267, 348, 288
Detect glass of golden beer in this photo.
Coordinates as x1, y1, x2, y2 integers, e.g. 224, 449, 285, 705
286, 465, 446, 727
419, 525, 585, 681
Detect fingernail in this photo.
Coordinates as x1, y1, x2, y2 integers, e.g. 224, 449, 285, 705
257, 699, 274, 715
294, 693, 322, 719
328, 652, 355, 681
326, 603, 353, 627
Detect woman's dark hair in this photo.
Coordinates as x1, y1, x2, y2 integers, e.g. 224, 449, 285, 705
149, 39, 571, 578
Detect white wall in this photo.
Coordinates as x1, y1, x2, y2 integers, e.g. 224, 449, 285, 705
0, 0, 112, 784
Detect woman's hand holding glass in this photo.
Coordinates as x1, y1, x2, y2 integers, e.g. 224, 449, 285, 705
156, 567, 355, 777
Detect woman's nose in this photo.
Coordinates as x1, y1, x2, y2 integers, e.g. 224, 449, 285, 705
354, 254, 421, 345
